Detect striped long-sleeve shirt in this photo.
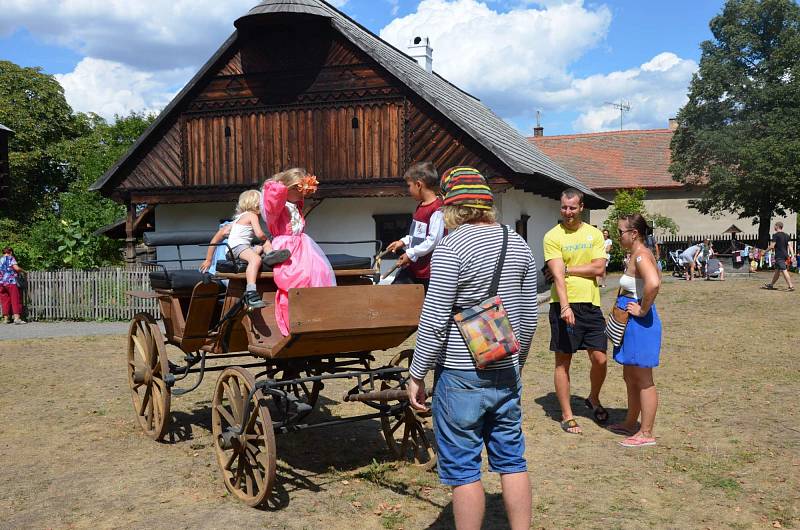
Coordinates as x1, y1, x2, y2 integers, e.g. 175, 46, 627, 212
410, 223, 538, 379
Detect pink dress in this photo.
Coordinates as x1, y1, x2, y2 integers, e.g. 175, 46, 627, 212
261, 181, 336, 335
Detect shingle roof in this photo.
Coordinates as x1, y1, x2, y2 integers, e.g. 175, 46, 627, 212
92, 0, 604, 204
530, 129, 682, 191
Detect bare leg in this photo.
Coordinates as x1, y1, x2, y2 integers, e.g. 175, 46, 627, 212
554, 353, 579, 432
239, 248, 262, 287
452, 481, 485, 530
631, 367, 657, 437
587, 349, 607, 407
500, 472, 531, 530
621, 365, 641, 428
780, 269, 794, 289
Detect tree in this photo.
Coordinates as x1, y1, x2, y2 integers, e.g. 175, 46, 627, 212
0, 60, 85, 221
602, 189, 679, 268
670, 0, 800, 246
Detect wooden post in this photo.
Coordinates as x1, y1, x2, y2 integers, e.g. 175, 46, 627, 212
125, 198, 137, 269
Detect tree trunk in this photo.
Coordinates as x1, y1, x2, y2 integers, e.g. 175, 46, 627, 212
757, 204, 772, 248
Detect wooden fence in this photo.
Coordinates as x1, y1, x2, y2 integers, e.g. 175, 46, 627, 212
658, 232, 797, 271
22, 267, 160, 321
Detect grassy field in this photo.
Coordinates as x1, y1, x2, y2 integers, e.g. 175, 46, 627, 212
0, 272, 798, 529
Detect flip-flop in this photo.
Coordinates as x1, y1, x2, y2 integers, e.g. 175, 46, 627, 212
584, 398, 609, 423
619, 435, 656, 447
560, 418, 582, 434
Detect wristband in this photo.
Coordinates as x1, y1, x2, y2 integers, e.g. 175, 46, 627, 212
560, 306, 571, 315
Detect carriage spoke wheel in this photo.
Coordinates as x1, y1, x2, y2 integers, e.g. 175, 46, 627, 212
212, 367, 276, 507
380, 349, 437, 470
127, 313, 171, 440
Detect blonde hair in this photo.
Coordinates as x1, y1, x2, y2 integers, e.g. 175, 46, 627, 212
236, 189, 262, 214
443, 204, 497, 230
272, 167, 307, 188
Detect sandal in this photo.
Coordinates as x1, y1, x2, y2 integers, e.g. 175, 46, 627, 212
761, 283, 776, 290
560, 418, 582, 434
619, 435, 656, 447
584, 398, 609, 423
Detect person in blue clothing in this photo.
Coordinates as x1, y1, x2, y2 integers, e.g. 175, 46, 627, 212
608, 213, 662, 448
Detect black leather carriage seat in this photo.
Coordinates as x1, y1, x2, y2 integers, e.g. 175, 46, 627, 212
214, 254, 371, 274
149, 270, 222, 291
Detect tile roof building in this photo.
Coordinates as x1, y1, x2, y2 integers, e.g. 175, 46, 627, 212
531, 126, 796, 238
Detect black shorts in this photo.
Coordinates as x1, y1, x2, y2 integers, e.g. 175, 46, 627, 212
392, 267, 430, 292
776, 259, 788, 271
549, 303, 607, 354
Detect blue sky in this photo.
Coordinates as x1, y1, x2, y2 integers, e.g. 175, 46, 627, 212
0, 0, 726, 135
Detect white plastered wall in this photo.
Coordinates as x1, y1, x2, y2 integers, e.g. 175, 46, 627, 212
154, 202, 233, 268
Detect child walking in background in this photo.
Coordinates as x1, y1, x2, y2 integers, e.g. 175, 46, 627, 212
386, 162, 444, 291
200, 190, 289, 309
262, 168, 336, 335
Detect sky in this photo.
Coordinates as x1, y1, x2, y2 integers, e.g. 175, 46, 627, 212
0, 0, 726, 136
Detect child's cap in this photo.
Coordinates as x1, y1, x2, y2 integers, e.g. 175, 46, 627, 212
440, 166, 493, 210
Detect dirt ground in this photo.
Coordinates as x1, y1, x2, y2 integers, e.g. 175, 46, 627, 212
1, 272, 798, 529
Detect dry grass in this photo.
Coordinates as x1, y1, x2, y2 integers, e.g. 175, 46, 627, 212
0, 272, 798, 529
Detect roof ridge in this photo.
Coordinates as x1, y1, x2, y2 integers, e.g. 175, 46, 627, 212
530, 129, 673, 140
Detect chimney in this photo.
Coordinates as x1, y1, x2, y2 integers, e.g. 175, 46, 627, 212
408, 36, 433, 73
668, 117, 678, 131
533, 110, 544, 137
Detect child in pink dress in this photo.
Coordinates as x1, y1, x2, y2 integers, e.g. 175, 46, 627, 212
262, 168, 336, 335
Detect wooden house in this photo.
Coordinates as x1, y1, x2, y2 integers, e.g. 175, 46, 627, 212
90, 0, 604, 280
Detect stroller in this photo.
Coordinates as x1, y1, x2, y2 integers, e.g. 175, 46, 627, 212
668, 249, 688, 278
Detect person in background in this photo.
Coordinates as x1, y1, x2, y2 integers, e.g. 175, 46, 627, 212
608, 213, 662, 447
407, 167, 537, 530
762, 221, 795, 291
680, 242, 702, 281
598, 229, 612, 287
0, 246, 27, 324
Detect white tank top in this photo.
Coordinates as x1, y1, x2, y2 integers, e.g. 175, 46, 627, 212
619, 273, 645, 299
227, 213, 255, 247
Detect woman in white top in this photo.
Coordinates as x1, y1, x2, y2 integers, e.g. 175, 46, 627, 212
609, 213, 662, 448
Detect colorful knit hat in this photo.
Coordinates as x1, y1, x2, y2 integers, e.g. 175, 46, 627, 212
440, 167, 493, 210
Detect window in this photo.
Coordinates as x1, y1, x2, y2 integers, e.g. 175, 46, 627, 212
373, 214, 412, 250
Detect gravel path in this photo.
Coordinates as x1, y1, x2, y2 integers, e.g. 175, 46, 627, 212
0, 321, 132, 341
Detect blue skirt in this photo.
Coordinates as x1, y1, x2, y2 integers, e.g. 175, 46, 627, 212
613, 295, 661, 368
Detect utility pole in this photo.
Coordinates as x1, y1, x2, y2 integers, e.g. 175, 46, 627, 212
604, 100, 631, 130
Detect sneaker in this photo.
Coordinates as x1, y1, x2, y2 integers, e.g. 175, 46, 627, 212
244, 290, 266, 310
2, 317, 10, 324
262, 249, 291, 267
13, 318, 27, 325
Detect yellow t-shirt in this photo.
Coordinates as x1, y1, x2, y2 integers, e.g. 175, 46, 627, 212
543, 222, 605, 306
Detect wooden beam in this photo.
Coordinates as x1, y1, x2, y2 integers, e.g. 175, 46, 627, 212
125, 199, 136, 269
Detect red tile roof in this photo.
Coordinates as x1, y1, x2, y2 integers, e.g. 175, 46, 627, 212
529, 129, 683, 191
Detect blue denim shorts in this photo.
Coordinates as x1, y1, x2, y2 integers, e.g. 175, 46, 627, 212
432, 366, 527, 486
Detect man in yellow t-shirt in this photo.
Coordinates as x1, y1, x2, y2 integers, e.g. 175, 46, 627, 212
543, 189, 608, 435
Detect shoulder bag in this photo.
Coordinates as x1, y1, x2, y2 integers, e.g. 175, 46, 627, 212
604, 287, 629, 347
453, 225, 520, 369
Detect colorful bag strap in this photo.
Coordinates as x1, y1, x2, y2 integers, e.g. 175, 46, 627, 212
487, 224, 509, 298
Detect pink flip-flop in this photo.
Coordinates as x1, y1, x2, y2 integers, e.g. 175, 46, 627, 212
619, 435, 656, 447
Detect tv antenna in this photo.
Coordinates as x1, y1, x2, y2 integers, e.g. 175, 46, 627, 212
604, 100, 631, 130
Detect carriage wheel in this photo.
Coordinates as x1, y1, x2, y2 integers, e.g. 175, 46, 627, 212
380, 349, 437, 470
127, 313, 171, 440
211, 367, 276, 507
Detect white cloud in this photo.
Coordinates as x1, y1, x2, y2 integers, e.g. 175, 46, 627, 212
380, 0, 696, 132
0, 0, 254, 71
54, 58, 191, 120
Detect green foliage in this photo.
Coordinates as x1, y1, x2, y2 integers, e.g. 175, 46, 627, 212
0, 60, 85, 222
0, 59, 156, 270
669, 0, 800, 246
602, 189, 679, 267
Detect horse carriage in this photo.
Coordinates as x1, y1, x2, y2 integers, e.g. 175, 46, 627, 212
126, 232, 435, 507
